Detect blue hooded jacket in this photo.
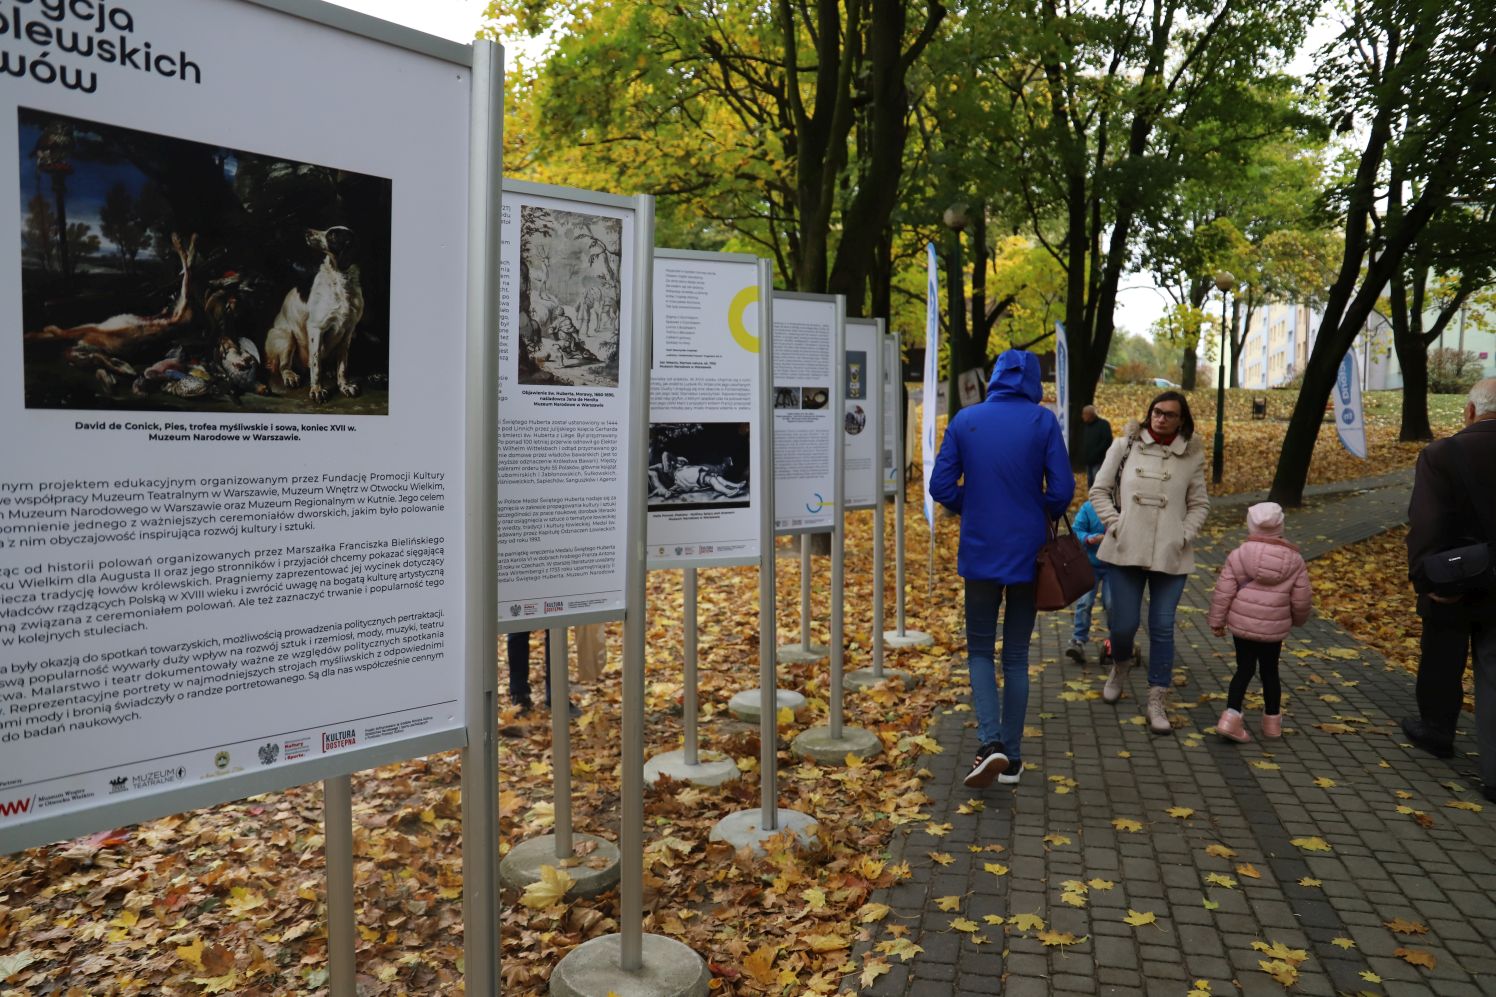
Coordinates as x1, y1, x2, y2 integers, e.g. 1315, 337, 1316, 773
928, 349, 1074, 582
1073, 500, 1107, 568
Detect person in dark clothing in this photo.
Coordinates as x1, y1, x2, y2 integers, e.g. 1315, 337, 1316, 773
1402, 378, 1496, 802
1081, 405, 1113, 486
929, 349, 1073, 789
506, 631, 580, 720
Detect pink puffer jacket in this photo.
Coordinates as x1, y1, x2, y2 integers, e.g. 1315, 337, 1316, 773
1207, 536, 1312, 642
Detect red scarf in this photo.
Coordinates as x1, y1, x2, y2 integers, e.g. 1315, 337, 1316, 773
1146, 429, 1178, 446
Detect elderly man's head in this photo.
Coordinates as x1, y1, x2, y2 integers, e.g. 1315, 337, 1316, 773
1468, 378, 1496, 426
1082, 405, 1097, 423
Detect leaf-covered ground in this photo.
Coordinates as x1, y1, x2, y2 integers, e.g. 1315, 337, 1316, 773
0, 387, 1468, 995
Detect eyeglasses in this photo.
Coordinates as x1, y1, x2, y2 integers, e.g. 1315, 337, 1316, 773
1151, 409, 1182, 421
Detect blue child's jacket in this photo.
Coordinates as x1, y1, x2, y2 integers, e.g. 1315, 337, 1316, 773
1072, 500, 1107, 568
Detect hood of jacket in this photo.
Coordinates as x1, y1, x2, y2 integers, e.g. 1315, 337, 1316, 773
986, 349, 1042, 403
1236, 537, 1301, 585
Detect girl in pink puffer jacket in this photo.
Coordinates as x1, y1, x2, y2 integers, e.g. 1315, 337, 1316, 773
1208, 502, 1312, 743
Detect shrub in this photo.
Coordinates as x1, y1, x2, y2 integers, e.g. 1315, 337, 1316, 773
1114, 360, 1153, 384
1428, 348, 1483, 394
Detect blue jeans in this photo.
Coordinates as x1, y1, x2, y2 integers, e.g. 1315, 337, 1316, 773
1071, 563, 1109, 643
1105, 566, 1187, 687
964, 580, 1037, 762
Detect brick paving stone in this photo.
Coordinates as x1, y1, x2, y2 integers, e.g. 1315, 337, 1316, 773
842, 477, 1496, 994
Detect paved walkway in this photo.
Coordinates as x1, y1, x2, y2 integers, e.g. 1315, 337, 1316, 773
854, 474, 1496, 996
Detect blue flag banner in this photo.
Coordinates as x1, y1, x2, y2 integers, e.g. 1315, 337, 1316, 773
922, 243, 940, 528
1334, 350, 1367, 459
1055, 321, 1069, 455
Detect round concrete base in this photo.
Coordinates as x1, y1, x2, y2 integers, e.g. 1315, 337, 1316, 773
777, 642, 829, 664
549, 932, 709, 997
643, 749, 740, 787
883, 629, 934, 648
845, 667, 916, 691
709, 808, 820, 857
727, 688, 805, 723
792, 725, 884, 764
499, 834, 620, 899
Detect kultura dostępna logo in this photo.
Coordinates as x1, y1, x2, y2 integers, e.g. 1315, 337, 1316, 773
321, 729, 356, 753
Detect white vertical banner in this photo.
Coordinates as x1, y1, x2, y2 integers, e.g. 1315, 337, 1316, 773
1334, 349, 1367, 459
882, 332, 899, 497
1055, 320, 1070, 455
921, 243, 940, 528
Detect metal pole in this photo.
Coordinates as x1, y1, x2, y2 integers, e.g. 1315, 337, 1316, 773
460, 39, 502, 997
799, 533, 812, 651
830, 299, 846, 740
324, 775, 356, 997
759, 263, 779, 833
872, 339, 886, 678
619, 193, 656, 971
548, 627, 572, 858
683, 567, 699, 765
895, 388, 908, 636
1213, 289, 1229, 485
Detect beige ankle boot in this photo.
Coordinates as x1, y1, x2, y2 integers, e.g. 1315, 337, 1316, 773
1147, 686, 1172, 735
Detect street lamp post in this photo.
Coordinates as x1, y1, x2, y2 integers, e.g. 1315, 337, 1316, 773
1212, 271, 1235, 485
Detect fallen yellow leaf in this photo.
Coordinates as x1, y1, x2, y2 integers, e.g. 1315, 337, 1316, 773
1290, 836, 1332, 852
1112, 818, 1144, 833
1204, 843, 1237, 859
1123, 909, 1157, 927
1007, 913, 1045, 932
520, 865, 574, 909
1165, 806, 1195, 819
935, 896, 962, 912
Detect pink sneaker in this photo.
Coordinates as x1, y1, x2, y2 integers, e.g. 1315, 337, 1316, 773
1216, 709, 1252, 743
1261, 714, 1282, 739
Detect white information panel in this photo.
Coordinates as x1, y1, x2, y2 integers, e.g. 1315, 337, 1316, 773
772, 293, 839, 535
883, 333, 900, 497
497, 182, 639, 628
843, 319, 882, 510
0, 0, 471, 849
647, 252, 766, 569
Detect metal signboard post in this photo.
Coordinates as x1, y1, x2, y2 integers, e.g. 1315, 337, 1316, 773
495, 179, 655, 902
1, 1, 494, 993
848, 324, 912, 691
792, 317, 882, 762
643, 250, 771, 788
712, 291, 843, 856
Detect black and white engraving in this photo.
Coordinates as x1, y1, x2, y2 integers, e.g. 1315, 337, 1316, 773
647, 422, 751, 512
517, 205, 622, 388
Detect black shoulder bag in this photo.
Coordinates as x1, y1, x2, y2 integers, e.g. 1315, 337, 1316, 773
1419, 441, 1496, 594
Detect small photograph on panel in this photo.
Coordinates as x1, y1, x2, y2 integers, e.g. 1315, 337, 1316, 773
801, 387, 829, 410
845, 350, 867, 400
648, 422, 751, 512
773, 386, 801, 409
844, 403, 866, 435
17, 107, 392, 413
517, 205, 622, 388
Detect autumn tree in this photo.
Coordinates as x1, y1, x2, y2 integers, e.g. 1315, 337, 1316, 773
100, 183, 147, 272
490, 0, 944, 315
1268, 0, 1496, 505
1387, 199, 1496, 440
961, 0, 1315, 455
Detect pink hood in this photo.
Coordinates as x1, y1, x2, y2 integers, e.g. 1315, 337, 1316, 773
1208, 536, 1312, 642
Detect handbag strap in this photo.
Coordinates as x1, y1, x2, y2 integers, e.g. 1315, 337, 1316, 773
1108, 434, 1136, 510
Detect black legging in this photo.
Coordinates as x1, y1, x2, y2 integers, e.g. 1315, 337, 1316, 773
1228, 636, 1282, 714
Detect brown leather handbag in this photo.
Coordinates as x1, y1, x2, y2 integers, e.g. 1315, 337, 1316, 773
1035, 515, 1097, 611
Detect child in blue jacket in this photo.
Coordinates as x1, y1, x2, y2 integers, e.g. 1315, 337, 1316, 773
1066, 499, 1108, 663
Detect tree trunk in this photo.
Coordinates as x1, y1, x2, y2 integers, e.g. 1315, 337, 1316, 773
1396, 341, 1433, 441
1180, 347, 1198, 390
945, 232, 967, 417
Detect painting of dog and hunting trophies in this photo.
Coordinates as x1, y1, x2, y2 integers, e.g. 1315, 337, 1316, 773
517, 204, 622, 389
16, 107, 392, 414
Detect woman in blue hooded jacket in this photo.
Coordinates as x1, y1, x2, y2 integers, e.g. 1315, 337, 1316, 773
929, 349, 1073, 788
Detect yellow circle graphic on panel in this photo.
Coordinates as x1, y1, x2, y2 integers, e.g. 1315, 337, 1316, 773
728, 285, 760, 353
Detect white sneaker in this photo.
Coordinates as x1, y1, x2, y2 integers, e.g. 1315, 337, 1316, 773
997, 761, 1024, 785
962, 743, 1008, 789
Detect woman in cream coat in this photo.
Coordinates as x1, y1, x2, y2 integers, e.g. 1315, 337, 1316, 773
1089, 391, 1210, 734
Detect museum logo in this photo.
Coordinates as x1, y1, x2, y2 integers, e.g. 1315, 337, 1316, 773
0, 796, 33, 818
131, 767, 186, 790
214, 751, 231, 771
109, 776, 129, 794
321, 729, 357, 753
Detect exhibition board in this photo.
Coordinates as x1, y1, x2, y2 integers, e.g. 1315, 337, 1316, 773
496, 180, 650, 631
647, 251, 771, 570
883, 332, 900, 498
771, 292, 841, 536
842, 318, 882, 511
0, 0, 479, 856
